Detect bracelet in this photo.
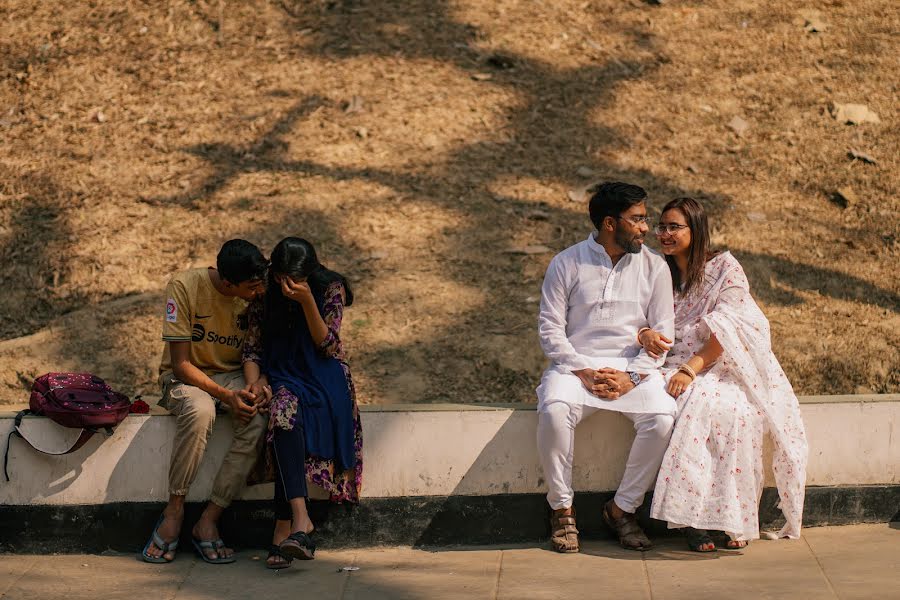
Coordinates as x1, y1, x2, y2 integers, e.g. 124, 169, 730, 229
677, 363, 697, 380
637, 327, 651, 344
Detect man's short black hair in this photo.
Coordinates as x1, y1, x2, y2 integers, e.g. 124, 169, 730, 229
217, 239, 268, 284
588, 182, 647, 230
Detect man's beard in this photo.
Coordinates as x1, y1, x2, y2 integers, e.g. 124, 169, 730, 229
615, 227, 644, 254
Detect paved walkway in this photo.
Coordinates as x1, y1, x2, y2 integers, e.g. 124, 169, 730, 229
1, 524, 897, 599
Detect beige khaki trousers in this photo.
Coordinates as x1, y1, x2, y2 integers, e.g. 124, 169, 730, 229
159, 370, 266, 508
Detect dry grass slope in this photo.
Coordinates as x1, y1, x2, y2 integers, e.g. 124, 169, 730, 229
1, 0, 897, 404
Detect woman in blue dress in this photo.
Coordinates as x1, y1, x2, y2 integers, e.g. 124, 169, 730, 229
242, 237, 362, 569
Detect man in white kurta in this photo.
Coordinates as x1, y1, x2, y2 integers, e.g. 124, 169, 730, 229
537, 182, 675, 552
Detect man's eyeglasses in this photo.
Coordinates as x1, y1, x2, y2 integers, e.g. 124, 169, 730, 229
616, 215, 651, 226
655, 223, 690, 235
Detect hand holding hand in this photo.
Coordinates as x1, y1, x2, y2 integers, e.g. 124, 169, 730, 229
666, 371, 693, 398
221, 389, 258, 424
247, 377, 273, 412
638, 329, 673, 359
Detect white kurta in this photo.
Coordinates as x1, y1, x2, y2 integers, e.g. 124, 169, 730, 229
649, 252, 808, 540
536, 233, 676, 414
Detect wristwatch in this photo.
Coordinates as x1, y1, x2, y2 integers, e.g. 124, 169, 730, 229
626, 371, 641, 387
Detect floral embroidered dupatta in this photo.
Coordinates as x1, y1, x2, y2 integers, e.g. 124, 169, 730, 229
691, 253, 808, 538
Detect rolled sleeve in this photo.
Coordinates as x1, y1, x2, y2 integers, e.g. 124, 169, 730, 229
161, 279, 192, 342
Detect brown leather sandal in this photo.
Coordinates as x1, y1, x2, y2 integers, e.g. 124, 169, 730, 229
602, 500, 652, 551
549, 507, 579, 553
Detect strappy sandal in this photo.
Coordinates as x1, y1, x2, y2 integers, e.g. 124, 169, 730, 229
279, 531, 316, 561
266, 544, 294, 569
549, 507, 579, 553
602, 500, 653, 551
722, 539, 749, 551
684, 527, 717, 553
708, 531, 749, 551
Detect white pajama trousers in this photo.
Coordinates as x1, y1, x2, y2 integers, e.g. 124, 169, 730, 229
537, 400, 675, 512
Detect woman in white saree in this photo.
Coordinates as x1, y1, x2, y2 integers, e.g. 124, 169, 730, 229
639, 198, 808, 552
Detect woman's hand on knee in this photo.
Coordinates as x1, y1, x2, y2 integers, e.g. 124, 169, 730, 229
666, 372, 692, 398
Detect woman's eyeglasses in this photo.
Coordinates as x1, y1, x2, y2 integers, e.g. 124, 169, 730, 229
655, 223, 690, 234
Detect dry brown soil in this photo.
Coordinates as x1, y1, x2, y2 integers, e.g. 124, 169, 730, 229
1, 0, 897, 406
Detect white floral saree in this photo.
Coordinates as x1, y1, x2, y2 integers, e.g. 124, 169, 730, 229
649, 252, 808, 540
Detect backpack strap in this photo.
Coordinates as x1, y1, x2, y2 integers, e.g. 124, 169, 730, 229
4, 410, 96, 481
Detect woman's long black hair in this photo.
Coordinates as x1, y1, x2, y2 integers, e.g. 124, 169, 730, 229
264, 237, 353, 332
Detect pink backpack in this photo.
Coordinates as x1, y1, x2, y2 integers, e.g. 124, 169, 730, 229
4, 372, 132, 480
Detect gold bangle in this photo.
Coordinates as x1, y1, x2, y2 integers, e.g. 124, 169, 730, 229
677, 363, 697, 380
637, 327, 651, 344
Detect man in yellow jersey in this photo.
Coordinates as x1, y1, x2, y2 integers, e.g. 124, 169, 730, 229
142, 239, 269, 564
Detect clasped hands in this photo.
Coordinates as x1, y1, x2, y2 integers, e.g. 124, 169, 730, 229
220, 377, 274, 424
573, 368, 634, 400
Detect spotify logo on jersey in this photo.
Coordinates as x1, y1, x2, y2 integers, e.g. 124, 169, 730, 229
192, 324, 206, 342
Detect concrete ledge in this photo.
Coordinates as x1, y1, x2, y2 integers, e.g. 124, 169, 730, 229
1, 396, 896, 505
1, 486, 898, 553
0, 396, 897, 551
1, 393, 898, 418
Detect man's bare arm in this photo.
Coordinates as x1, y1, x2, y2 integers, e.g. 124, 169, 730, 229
170, 341, 257, 423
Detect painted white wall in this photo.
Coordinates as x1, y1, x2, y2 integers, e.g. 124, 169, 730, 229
0, 399, 896, 506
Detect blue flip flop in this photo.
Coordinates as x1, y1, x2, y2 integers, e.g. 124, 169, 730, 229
192, 537, 236, 564
141, 514, 179, 563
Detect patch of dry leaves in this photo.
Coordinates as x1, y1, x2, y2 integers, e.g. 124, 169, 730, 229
0, 0, 897, 405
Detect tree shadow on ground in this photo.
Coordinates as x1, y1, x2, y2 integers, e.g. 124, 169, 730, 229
734, 250, 900, 313
144, 1, 742, 403
11, 0, 896, 401
0, 158, 351, 399
0, 168, 84, 339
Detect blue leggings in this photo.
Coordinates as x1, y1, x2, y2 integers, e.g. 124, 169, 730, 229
273, 421, 308, 521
